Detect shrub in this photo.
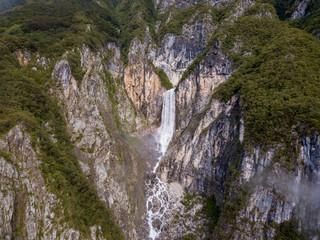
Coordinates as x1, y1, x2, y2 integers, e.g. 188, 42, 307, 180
68, 50, 84, 87
274, 221, 302, 240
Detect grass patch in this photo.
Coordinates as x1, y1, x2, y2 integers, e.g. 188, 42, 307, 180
155, 68, 173, 90
68, 49, 84, 87
148, 59, 173, 89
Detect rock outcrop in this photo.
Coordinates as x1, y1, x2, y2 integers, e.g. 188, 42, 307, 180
149, 12, 216, 86
224, 132, 320, 240
0, 125, 86, 239
124, 36, 166, 126
291, 0, 308, 19
51, 46, 146, 239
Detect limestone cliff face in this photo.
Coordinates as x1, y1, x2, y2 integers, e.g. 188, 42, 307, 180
0, 125, 88, 239
51, 46, 145, 239
156, 96, 240, 239
154, 34, 320, 239
47, 13, 233, 238
158, 67, 320, 239
124, 36, 166, 126
149, 12, 216, 86
158, 40, 234, 198
230, 134, 320, 239
174, 41, 232, 132
155, 42, 237, 238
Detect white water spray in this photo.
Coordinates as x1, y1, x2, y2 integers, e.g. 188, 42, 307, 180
146, 88, 175, 240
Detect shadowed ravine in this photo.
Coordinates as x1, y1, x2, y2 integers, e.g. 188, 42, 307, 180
146, 89, 175, 240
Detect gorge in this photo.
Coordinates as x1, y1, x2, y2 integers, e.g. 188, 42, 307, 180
0, 0, 320, 239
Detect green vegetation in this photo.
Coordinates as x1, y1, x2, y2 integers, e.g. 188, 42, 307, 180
0, 42, 123, 238
1, 0, 320, 237
68, 50, 84, 87
215, 181, 255, 238
171, 3, 320, 162
214, 24, 320, 146
262, 0, 320, 37
181, 191, 198, 211
148, 59, 173, 90
0, 0, 167, 65
290, 0, 320, 37
0, 1, 159, 234
179, 191, 220, 235
102, 68, 122, 129
218, 15, 284, 67
163, 3, 320, 150
11, 190, 28, 239
157, 2, 225, 41
0, 0, 119, 57
181, 233, 197, 240
263, 0, 296, 20
274, 221, 303, 240
171, 3, 320, 151
202, 195, 220, 234
155, 68, 173, 90
0, 0, 26, 12
116, 0, 158, 64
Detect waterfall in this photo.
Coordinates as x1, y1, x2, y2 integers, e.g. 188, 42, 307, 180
146, 88, 175, 240
153, 88, 176, 173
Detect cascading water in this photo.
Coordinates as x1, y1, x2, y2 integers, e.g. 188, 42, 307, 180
146, 88, 175, 240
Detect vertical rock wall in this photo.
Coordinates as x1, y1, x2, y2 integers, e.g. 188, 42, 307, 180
0, 125, 87, 239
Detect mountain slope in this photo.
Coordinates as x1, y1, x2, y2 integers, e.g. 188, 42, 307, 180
0, 0, 26, 12
0, 0, 320, 239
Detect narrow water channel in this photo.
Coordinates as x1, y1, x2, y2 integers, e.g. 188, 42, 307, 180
146, 88, 175, 240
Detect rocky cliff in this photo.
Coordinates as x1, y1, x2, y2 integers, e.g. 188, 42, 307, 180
0, 124, 88, 239
0, 0, 320, 239
51, 45, 150, 239
124, 33, 166, 126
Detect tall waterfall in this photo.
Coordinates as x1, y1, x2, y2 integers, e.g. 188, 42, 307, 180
146, 88, 175, 240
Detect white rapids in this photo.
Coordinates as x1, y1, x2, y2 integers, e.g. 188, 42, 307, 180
146, 88, 175, 240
